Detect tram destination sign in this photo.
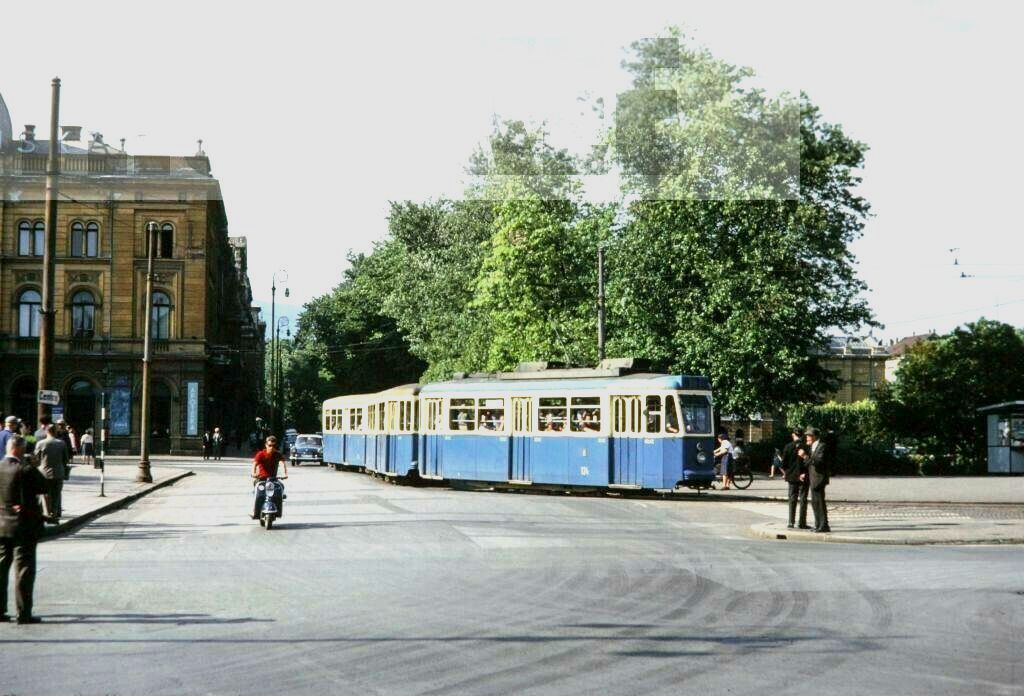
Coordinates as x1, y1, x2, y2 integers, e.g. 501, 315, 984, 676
37, 389, 61, 406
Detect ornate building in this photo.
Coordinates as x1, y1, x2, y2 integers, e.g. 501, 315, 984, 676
0, 91, 265, 454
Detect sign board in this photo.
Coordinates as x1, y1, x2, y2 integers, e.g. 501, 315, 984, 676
50, 406, 64, 421
110, 387, 131, 436
37, 389, 61, 406
186, 381, 199, 436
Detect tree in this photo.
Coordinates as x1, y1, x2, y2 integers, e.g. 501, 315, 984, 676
876, 320, 1024, 471
603, 32, 874, 416
283, 252, 427, 431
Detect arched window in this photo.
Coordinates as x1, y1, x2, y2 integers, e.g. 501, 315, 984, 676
159, 223, 174, 259
18, 220, 44, 256
72, 290, 96, 338
72, 222, 100, 257
151, 291, 171, 339
17, 289, 42, 337
86, 222, 99, 257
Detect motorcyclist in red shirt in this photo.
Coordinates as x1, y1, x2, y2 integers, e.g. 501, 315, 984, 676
252, 436, 288, 481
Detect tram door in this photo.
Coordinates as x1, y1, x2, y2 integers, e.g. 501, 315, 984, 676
510, 397, 533, 482
382, 401, 398, 473
421, 399, 443, 478
611, 396, 642, 486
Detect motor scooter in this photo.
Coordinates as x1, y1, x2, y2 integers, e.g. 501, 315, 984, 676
253, 477, 285, 530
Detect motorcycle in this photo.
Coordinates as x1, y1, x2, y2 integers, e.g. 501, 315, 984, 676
253, 477, 286, 530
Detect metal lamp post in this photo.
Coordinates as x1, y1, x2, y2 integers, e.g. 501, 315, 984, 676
269, 269, 288, 435
137, 221, 158, 483
276, 316, 290, 433
36, 77, 61, 425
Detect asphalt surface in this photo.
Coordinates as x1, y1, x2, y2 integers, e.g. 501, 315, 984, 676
2, 461, 1022, 696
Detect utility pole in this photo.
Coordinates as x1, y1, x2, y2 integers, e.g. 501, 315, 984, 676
137, 221, 158, 483
37, 77, 60, 425
597, 246, 606, 363
269, 269, 288, 435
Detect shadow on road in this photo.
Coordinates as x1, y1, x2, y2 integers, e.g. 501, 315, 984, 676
26, 613, 273, 625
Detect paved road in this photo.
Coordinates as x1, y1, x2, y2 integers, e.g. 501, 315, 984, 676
2, 462, 1022, 695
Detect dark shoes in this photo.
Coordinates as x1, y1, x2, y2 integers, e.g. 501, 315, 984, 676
797, 525, 812, 529
813, 527, 832, 533
16, 615, 42, 624
787, 524, 795, 529
0, 614, 10, 622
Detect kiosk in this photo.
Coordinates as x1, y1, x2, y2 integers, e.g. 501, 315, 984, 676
977, 401, 1024, 474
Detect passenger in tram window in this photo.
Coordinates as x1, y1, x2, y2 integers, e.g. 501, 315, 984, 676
456, 410, 470, 431
492, 413, 504, 431
582, 410, 601, 432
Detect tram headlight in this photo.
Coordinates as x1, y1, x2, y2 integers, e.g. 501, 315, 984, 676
696, 452, 708, 465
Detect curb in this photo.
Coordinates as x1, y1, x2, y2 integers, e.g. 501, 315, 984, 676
748, 522, 1024, 546
702, 491, 1024, 506
41, 471, 196, 541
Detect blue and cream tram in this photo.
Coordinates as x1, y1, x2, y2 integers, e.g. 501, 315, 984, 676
322, 366, 717, 491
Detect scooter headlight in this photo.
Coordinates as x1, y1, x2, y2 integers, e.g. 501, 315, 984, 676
257, 483, 265, 492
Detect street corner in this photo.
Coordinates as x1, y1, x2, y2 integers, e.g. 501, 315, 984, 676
749, 514, 1024, 546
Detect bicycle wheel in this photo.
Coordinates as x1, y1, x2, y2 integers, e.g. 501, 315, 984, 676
732, 468, 753, 490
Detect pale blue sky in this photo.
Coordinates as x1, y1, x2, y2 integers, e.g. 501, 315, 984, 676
2, 0, 1021, 339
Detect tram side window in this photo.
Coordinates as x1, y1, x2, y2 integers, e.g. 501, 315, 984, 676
645, 395, 662, 433
679, 395, 712, 434
570, 396, 601, 432
664, 396, 680, 433
478, 398, 505, 431
350, 408, 363, 432
450, 398, 476, 431
424, 399, 441, 432
539, 397, 567, 432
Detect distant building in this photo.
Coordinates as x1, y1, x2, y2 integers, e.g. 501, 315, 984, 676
818, 336, 889, 403
884, 333, 934, 383
0, 91, 265, 454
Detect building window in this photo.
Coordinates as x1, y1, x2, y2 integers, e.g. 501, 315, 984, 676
71, 221, 100, 258
151, 291, 171, 339
18, 289, 42, 337
159, 223, 174, 259
18, 220, 44, 256
71, 290, 96, 338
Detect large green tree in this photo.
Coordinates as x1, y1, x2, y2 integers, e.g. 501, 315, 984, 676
604, 33, 873, 416
876, 320, 1024, 470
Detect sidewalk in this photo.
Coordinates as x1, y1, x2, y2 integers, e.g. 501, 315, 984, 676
704, 475, 1024, 504
41, 460, 194, 539
739, 500, 1024, 545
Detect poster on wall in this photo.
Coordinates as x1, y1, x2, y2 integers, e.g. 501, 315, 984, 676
110, 387, 131, 436
186, 381, 199, 436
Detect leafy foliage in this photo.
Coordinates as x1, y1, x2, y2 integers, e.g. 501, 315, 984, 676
875, 320, 1024, 472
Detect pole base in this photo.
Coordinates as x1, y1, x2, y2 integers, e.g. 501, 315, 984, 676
135, 460, 153, 483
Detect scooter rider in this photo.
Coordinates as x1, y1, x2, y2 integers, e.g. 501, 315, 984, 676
251, 436, 288, 518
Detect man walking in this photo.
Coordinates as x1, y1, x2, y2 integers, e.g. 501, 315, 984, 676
780, 428, 810, 529
0, 435, 47, 624
802, 427, 831, 533
35, 424, 68, 522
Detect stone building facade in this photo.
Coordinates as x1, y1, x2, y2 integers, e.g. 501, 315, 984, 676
818, 336, 889, 403
0, 91, 264, 454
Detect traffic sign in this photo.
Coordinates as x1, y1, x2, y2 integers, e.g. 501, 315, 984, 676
37, 389, 61, 406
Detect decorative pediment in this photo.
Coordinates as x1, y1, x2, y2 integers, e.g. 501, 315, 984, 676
15, 271, 39, 283
67, 271, 100, 284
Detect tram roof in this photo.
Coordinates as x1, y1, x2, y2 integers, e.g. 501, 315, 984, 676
419, 373, 710, 395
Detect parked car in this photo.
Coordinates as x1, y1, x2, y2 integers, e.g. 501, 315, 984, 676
290, 434, 324, 466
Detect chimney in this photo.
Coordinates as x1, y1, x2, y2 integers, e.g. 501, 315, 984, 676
23, 124, 35, 141
61, 125, 82, 141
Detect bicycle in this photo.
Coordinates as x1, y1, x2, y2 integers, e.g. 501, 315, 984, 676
713, 455, 753, 490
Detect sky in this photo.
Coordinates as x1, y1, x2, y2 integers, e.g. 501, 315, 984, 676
2, 0, 1022, 340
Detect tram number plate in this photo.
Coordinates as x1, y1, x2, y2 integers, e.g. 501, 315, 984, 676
580, 466, 590, 477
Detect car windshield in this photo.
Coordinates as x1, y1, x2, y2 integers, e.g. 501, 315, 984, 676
296, 436, 321, 447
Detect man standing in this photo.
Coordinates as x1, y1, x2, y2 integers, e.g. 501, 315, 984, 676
0, 435, 47, 624
212, 427, 224, 460
35, 425, 68, 522
0, 416, 18, 456
802, 427, 831, 533
781, 428, 810, 529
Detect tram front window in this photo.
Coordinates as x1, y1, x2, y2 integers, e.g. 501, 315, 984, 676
679, 395, 711, 434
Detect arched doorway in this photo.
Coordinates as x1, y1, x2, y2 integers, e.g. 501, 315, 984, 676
67, 379, 98, 432
151, 381, 172, 454
10, 376, 36, 423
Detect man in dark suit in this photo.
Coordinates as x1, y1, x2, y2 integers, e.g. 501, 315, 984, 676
0, 435, 48, 624
780, 428, 810, 529
802, 427, 831, 533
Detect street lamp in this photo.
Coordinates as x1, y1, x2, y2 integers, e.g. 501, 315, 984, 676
270, 269, 288, 435
137, 221, 158, 483
276, 316, 290, 433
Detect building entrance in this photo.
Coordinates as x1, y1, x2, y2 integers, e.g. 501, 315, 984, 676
67, 379, 98, 432
151, 381, 172, 454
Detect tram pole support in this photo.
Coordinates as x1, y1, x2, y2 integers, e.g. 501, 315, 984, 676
597, 246, 606, 363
